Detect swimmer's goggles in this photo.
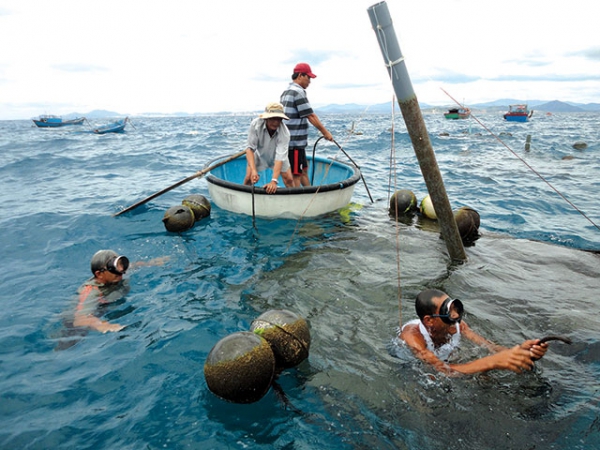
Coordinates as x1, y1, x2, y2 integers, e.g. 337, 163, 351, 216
104, 255, 129, 275
431, 297, 464, 324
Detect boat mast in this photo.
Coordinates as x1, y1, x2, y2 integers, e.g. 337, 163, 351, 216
367, 1, 466, 262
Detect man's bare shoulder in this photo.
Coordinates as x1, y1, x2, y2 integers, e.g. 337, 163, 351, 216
399, 323, 426, 349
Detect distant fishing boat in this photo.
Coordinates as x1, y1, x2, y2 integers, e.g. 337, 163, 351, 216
444, 107, 471, 120
32, 115, 86, 128
92, 117, 129, 134
206, 154, 361, 219
503, 104, 534, 122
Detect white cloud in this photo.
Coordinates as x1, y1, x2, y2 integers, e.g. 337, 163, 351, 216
1, 0, 598, 119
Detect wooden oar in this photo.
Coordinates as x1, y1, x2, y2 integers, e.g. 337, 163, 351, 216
113, 150, 246, 217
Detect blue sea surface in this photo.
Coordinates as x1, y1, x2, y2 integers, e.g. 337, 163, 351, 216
0, 112, 599, 449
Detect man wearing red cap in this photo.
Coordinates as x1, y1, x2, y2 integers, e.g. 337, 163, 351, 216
280, 62, 333, 187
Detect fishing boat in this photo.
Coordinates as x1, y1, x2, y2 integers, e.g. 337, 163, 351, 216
92, 117, 129, 134
503, 104, 534, 122
205, 154, 361, 219
32, 115, 86, 128
444, 107, 471, 120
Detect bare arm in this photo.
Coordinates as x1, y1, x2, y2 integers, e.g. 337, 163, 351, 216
462, 321, 548, 361
131, 256, 170, 269
400, 323, 537, 376
307, 113, 333, 141
244, 147, 259, 184
73, 312, 124, 333
460, 320, 506, 352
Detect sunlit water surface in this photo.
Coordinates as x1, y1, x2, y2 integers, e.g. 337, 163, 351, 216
0, 112, 599, 449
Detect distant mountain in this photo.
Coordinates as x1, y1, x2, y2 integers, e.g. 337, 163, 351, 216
533, 100, 584, 113
68, 100, 600, 119
73, 109, 123, 119
315, 99, 600, 114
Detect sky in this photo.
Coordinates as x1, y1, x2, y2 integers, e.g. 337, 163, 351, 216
1, 0, 599, 120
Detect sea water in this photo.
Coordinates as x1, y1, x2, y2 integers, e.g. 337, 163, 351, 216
0, 112, 599, 449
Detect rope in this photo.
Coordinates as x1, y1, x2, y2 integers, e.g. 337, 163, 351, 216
251, 182, 259, 237
388, 97, 403, 330
311, 136, 374, 203
441, 88, 600, 233
285, 111, 374, 253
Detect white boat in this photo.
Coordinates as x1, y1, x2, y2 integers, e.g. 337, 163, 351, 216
205, 154, 361, 218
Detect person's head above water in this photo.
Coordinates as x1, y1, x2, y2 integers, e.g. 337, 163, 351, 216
415, 289, 464, 324
90, 250, 129, 278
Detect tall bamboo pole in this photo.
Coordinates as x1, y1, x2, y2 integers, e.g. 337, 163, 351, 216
367, 1, 467, 262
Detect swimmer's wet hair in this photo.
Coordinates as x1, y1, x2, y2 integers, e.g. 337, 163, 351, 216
415, 289, 447, 320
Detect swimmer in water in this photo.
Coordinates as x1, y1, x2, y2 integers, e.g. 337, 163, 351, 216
399, 289, 548, 375
73, 250, 168, 333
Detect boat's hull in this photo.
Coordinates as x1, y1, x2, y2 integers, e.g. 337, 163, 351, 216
33, 117, 85, 127
206, 155, 360, 218
503, 114, 529, 122
503, 104, 532, 122
93, 119, 127, 134
444, 113, 470, 120
444, 108, 470, 120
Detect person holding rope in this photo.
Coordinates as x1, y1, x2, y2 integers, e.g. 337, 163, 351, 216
243, 102, 294, 194
399, 289, 548, 375
280, 62, 333, 187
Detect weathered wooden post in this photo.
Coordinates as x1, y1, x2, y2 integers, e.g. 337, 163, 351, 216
525, 134, 532, 151
367, 1, 467, 262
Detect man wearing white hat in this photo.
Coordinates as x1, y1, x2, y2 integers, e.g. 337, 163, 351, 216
244, 102, 294, 194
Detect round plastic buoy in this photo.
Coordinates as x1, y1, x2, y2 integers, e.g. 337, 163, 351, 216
454, 206, 481, 245
420, 195, 437, 220
162, 205, 195, 232
204, 331, 275, 404
389, 189, 418, 217
182, 194, 211, 221
250, 310, 310, 370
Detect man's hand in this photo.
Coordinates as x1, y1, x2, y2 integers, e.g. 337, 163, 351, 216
265, 180, 278, 194
521, 339, 548, 361
490, 345, 536, 373
100, 323, 125, 333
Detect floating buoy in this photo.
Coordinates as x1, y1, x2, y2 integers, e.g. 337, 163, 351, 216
182, 194, 211, 221
420, 195, 437, 220
572, 141, 588, 150
390, 189, 418, 217
204, 331, 275, 404
250, 310, 310, 370
454, 206, 481, 245
162, 205, 195, 232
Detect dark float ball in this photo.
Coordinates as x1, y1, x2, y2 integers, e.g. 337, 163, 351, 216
250, 309, 310, 370
454, 206, 481, 245
162, 205, 195, 232
389, 189, 418, 217
182, 194, 211, 221
204, 331, 276, 404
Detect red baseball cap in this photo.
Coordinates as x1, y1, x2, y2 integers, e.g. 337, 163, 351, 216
293, 62, 316, 78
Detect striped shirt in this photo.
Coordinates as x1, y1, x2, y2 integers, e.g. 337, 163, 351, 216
280, 82, 314, 149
